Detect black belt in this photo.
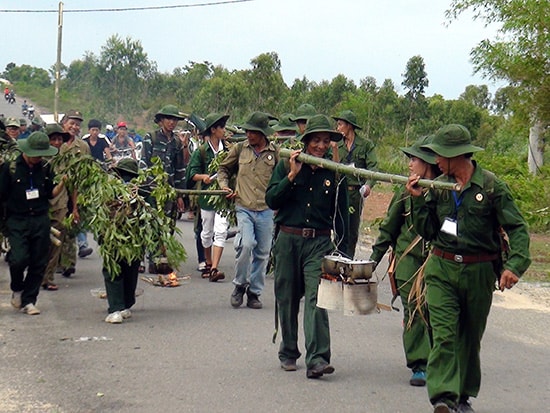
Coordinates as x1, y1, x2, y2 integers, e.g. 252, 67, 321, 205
279, 225, 331, 239
432, 247, 498, 264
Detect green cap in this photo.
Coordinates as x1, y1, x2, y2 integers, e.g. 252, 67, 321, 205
272, 113, 297, 133
19, 118, 27, 126
154, 105, 187, 123
301, 114, 342, 142
114, 158, 139, 177
332, 110, 361, 130
18, 131, 58, 157
400, 135, 436, 165
200, 113, 229, 136
45, 123, 71, 142
422, 124, 483, 158
290, 104, 316, 122
241, 112, 274, 137
61, 109, 84, 122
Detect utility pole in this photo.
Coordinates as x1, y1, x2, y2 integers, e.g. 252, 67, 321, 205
54, 1, 63, 122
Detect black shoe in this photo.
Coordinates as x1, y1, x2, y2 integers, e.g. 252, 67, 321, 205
78, 246, 93, 258
246, 291, 262, 309
457, 398, 474, 413
62, 267, 75, 278
148, 262, 157, 274
230, 283, 248, 308
280, 359, 297, 371
306, 362, 334, 379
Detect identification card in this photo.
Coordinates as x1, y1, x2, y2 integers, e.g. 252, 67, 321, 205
26, 189, 39, 200
441, 217, 457, 236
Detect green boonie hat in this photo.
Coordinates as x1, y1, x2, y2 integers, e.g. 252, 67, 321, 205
422, 124, 483, 158
301, 114, 342, 143
32, 116, 43, 126
241, 112, 274, 137
19, 118, 27, 126
154, 105, 187, 123
332, 110, 361, 130
114, 158, 139, 177
18, 131, 58, 157
45, 123, 71, 142
290, 104, 316, 122
272, 113, 297, 133
62, 109, 84, 122
201, 113, 230, 136
400, 135, 436, 165
5, 117, 20, 128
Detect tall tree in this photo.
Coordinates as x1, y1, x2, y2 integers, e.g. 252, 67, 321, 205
246, 52, 288, 113
401, 55, 429, 143
460, 84, 491, 110
447, 0, 550, 174
98, 35, 157, 116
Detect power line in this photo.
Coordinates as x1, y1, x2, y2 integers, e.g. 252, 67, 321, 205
0, 0, 254, 13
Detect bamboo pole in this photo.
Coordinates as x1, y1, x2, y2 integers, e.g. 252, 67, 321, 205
174, 189, 230, 196
278, 148, 461, 191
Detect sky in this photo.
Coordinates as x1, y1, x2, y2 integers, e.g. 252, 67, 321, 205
0, 0, 504, 100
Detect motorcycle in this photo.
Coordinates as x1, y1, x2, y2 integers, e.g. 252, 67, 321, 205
27, 106, 35, 120
7, 92, 15, 104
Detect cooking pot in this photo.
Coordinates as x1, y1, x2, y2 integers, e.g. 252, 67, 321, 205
347, 260, 375, 280
321, 254, 351, 276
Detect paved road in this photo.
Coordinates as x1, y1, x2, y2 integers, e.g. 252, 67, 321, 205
1, 216, 549, 413
0, 93, 37, 123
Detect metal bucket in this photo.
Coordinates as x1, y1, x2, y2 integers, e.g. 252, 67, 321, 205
343, 281, 378, 316
316, 278, 344, 311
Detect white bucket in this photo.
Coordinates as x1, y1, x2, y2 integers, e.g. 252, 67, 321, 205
343, 281, 378, 316
316, 278, 344, 311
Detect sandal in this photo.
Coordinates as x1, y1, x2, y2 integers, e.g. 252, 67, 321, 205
43, 283, 58, 291
201, 264, 212, 279
209, 268, 225, 282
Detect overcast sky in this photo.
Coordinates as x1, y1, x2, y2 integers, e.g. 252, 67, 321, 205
0, 0, 504, 99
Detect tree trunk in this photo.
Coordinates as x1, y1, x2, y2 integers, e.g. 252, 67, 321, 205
528, 119, 544, 175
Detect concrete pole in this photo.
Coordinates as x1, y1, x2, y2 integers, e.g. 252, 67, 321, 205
54, 2, 63, 122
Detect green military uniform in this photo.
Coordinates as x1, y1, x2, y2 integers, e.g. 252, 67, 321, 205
370, 187, 431, 374
266, 114, 349, 374
0, 146, 56, 309
142, 129, 186, 191
411, 125, 531, 410
336, 132, 377, 258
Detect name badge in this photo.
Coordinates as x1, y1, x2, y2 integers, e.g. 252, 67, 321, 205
26, 189, 39, 200
441, 217, 457, 236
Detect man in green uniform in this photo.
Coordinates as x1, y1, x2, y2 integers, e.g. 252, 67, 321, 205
333, 110, 377, 258
0, 132, 66, 315
266, 114, 349, 379
370, 135, 439, 387
142, 105, 187, 272
406, 124, 531, 413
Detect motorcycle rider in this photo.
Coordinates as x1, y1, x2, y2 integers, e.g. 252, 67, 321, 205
21, 100, 28, 116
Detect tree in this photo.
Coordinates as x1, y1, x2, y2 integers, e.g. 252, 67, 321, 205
447, 0, 550, 174
460, 84, 491, 110
401, 55, 429, 142
246, 52, 288, 113
98, 35, 157, 115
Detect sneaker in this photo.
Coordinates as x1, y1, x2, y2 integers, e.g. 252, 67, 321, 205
120, 309, 132, 319
105, 311, 123, 324
197, 261, 207, 272
78, 246, 93, 258
457, 399, 474, 413
409, 370, 426, 386
21, 303, 41, 315
246, 291, 263, 309
230, 284, 248, 308
11, 291, 22, 309
62, 267, 75, 278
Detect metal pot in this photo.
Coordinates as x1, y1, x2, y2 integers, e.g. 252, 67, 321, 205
347, 260, 375, 280
321, 254, 351, 276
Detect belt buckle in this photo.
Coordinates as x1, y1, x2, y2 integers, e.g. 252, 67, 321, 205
454, 254, 463, 263
302, 228, 315, 238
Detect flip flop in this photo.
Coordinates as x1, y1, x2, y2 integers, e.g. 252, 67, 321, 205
43, 284, 59, 291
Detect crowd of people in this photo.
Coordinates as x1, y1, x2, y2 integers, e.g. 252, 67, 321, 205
0, 99, 531, 413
